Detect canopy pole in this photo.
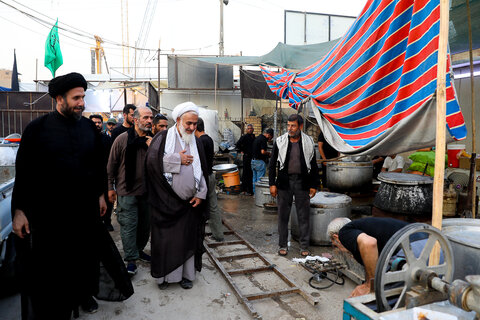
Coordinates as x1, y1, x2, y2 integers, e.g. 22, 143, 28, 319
158, 41, 162, 114
466, 0, 476, 218
215, 64, 218, 110
430, 0, 450, 265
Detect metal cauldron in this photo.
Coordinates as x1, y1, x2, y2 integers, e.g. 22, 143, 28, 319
254, 177, 273, 207
326, 161, 373, 191
291, 192, 352, 245
442, 218, 480, 280
373, 172, 433, 215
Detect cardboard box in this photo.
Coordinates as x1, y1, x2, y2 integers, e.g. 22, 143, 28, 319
458, 157, 480, 171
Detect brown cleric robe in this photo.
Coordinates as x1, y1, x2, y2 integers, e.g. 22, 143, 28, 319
145, 129, 209, 279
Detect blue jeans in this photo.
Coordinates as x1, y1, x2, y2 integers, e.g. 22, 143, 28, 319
251, 159, 266, 193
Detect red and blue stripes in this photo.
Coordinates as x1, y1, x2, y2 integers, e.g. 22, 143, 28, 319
261, 0, 466, 148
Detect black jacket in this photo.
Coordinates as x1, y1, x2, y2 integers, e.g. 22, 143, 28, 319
268, 136, 319, 191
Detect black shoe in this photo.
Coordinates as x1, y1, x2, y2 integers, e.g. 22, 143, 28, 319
126, 261, 137, 275
208, 235, 224, 242
105, 223, 114, 232
158, 281, 169, 290
80, 296, 98, 314
139, 251, 151, 263
180, 278, 193, 289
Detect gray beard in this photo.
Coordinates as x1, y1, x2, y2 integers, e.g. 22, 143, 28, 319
179, 125, 194, 145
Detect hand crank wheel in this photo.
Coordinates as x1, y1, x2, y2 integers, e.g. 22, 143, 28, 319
374, 223, 454, 312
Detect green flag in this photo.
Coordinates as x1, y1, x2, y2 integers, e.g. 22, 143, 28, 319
44, 19, 63, 77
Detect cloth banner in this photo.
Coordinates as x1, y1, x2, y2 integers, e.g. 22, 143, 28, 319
44, 19, 63, 77
261, 0, 467, 155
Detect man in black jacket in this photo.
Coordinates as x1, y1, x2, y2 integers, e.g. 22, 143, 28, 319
269, 114, 319, 257
90, 114, 115, 231
236, 124, 255, 195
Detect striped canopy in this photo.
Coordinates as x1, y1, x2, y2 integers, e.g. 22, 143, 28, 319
261, 0, 467, 154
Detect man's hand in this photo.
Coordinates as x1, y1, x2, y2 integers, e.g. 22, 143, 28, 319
190, 197, 202, 207
270, 185, 277, 198
13, 209, 30, 239
145, 136, 153, 147
309, 188, 317, 198
108, 190, 117, 203
350, 283, 372, 298
99, 194, 107, 217
180, 150, 194, 166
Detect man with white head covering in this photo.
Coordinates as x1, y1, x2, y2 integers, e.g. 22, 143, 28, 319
145, 101, 209, 290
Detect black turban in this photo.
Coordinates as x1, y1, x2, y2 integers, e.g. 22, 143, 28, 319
48, 72, 88, 98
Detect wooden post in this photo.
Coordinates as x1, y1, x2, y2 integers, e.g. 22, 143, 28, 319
430, 0, 450, 265
466, 0, 476, 218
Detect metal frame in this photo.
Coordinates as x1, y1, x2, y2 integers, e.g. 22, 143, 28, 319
204, 221, 318, 319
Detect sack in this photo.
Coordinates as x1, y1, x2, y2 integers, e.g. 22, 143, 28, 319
95, 223, 134, 301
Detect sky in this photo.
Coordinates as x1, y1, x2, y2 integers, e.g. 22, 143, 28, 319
0, 0, 367, 83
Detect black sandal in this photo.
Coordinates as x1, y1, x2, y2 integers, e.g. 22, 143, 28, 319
278, 248, 288, 256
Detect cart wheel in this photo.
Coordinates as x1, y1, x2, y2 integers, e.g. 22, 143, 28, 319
374, 223, 454, 312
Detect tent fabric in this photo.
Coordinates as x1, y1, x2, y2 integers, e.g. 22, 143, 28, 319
261, 0, 467, 155
450, 0, 480, 54
194, 40, 339, 70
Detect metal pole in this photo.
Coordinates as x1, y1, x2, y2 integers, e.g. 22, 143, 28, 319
35, 58, 38, 91
219, 0, 224, 56
466, 0, 476, 218
158, 41, 162, 114
430, 0, 449, 265
215, 64, 218, 110
134, 41, 137, 81
240, 66, 244, 132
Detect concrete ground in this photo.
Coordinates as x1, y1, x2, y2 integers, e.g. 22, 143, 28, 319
0, 193, 356, 320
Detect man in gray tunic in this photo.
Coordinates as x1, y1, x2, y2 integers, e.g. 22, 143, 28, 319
145, 102, 209, 290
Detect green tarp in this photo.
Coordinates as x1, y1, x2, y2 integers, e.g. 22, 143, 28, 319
194, 40, 340, 70
450, 0, 480, 54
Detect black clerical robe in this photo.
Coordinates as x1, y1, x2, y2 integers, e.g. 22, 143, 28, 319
12, 111, 106, 319
145, 129, 209, 278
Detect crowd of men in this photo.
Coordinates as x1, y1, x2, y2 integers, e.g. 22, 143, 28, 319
10, 72, 412, 319
11, 73, 218, 319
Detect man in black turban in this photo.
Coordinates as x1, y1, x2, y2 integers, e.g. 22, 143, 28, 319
48, 72, 88, 121
12, 72, 109, 318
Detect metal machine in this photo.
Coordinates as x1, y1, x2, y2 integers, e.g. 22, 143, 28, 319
343, 223, 480, 319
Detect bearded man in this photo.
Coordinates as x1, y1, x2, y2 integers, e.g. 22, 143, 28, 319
268, 114, 319, 257
12, 72, 108, 318
145, 101, 209, 290
107, 106, 153, 275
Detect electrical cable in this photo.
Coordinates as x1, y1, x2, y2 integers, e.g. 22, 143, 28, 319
303, 260, 345, 290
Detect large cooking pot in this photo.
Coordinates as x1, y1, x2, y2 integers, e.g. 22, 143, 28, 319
254, 178, 274, 207
326, 161, 373, 191
373, 172, 433, 215
291, 192, 352, 245
442, 218, 480, 280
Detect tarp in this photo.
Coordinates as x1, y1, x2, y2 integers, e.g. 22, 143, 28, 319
262, 0, 467, 156
450, 0, 480, 54
194, 40, 340, 70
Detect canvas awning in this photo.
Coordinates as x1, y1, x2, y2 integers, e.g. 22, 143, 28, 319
194, 40, 340, 70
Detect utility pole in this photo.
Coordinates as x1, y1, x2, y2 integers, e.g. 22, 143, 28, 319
219, 0, 228, 56
158, 40, 161, 113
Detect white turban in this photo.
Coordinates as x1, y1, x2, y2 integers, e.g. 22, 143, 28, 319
172, 101, 199, 122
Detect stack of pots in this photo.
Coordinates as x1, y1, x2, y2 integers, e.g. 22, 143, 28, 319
255, 177, 274, 207
290, 192, 352, 245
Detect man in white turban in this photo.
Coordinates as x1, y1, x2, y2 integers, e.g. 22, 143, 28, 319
145, 101, 209, 290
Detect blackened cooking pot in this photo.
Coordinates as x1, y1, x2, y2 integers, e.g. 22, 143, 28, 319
373, 172, 433, 215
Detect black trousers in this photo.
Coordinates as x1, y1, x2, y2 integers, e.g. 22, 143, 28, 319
277, 175, 311, 250
241, 155, 253, 194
